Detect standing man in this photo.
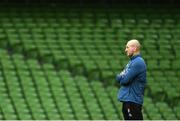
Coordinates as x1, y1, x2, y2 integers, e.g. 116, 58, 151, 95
116, 39, 147, 120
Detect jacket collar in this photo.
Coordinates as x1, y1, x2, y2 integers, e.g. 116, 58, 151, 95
130, 54, 141, 60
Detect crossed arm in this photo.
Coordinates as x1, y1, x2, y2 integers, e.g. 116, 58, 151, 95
116, 61, 143, 85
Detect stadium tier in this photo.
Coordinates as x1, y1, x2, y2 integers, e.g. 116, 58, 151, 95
0, 4, 179, 120
0, 49, 122, 120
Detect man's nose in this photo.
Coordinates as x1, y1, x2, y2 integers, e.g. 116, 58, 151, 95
125, 48, 127, 52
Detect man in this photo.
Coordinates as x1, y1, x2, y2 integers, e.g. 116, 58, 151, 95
116, 39, 147, 120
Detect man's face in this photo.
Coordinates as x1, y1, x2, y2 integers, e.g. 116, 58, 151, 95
125, 43, 135, 57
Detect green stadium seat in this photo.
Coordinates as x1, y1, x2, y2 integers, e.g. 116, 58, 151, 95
147, 59, 158, 70
159, 60, 171, 70
172, 60, 180, 70
144, 100, 162, 120
174, 106, 180, 119
137, 18, 149, 29
156, 102, 177, 119
1, 101, 17, 120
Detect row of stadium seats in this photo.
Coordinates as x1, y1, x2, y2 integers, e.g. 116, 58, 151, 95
0, 48, 179, 120
1, 31, 179, 69
0, 7, 179, 85
0, 49, 122, 120
0, 5, 179, 120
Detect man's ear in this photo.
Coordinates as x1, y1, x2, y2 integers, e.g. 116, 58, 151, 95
134, 47, 137, 52
131, 47, 136, 52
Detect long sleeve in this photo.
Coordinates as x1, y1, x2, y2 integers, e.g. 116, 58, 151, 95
116, 54, 147, 105
116, 60, 144, 85
116, 70, 125, 82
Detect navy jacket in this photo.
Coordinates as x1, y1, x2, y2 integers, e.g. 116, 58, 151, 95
116, 54, 147, 105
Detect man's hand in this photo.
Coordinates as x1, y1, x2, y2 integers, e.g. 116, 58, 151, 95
120, 70, 125, 75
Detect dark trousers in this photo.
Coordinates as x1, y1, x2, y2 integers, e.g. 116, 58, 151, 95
122, 102, 143, 120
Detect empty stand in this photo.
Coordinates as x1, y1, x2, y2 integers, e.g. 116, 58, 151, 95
0, 4, 179, 120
